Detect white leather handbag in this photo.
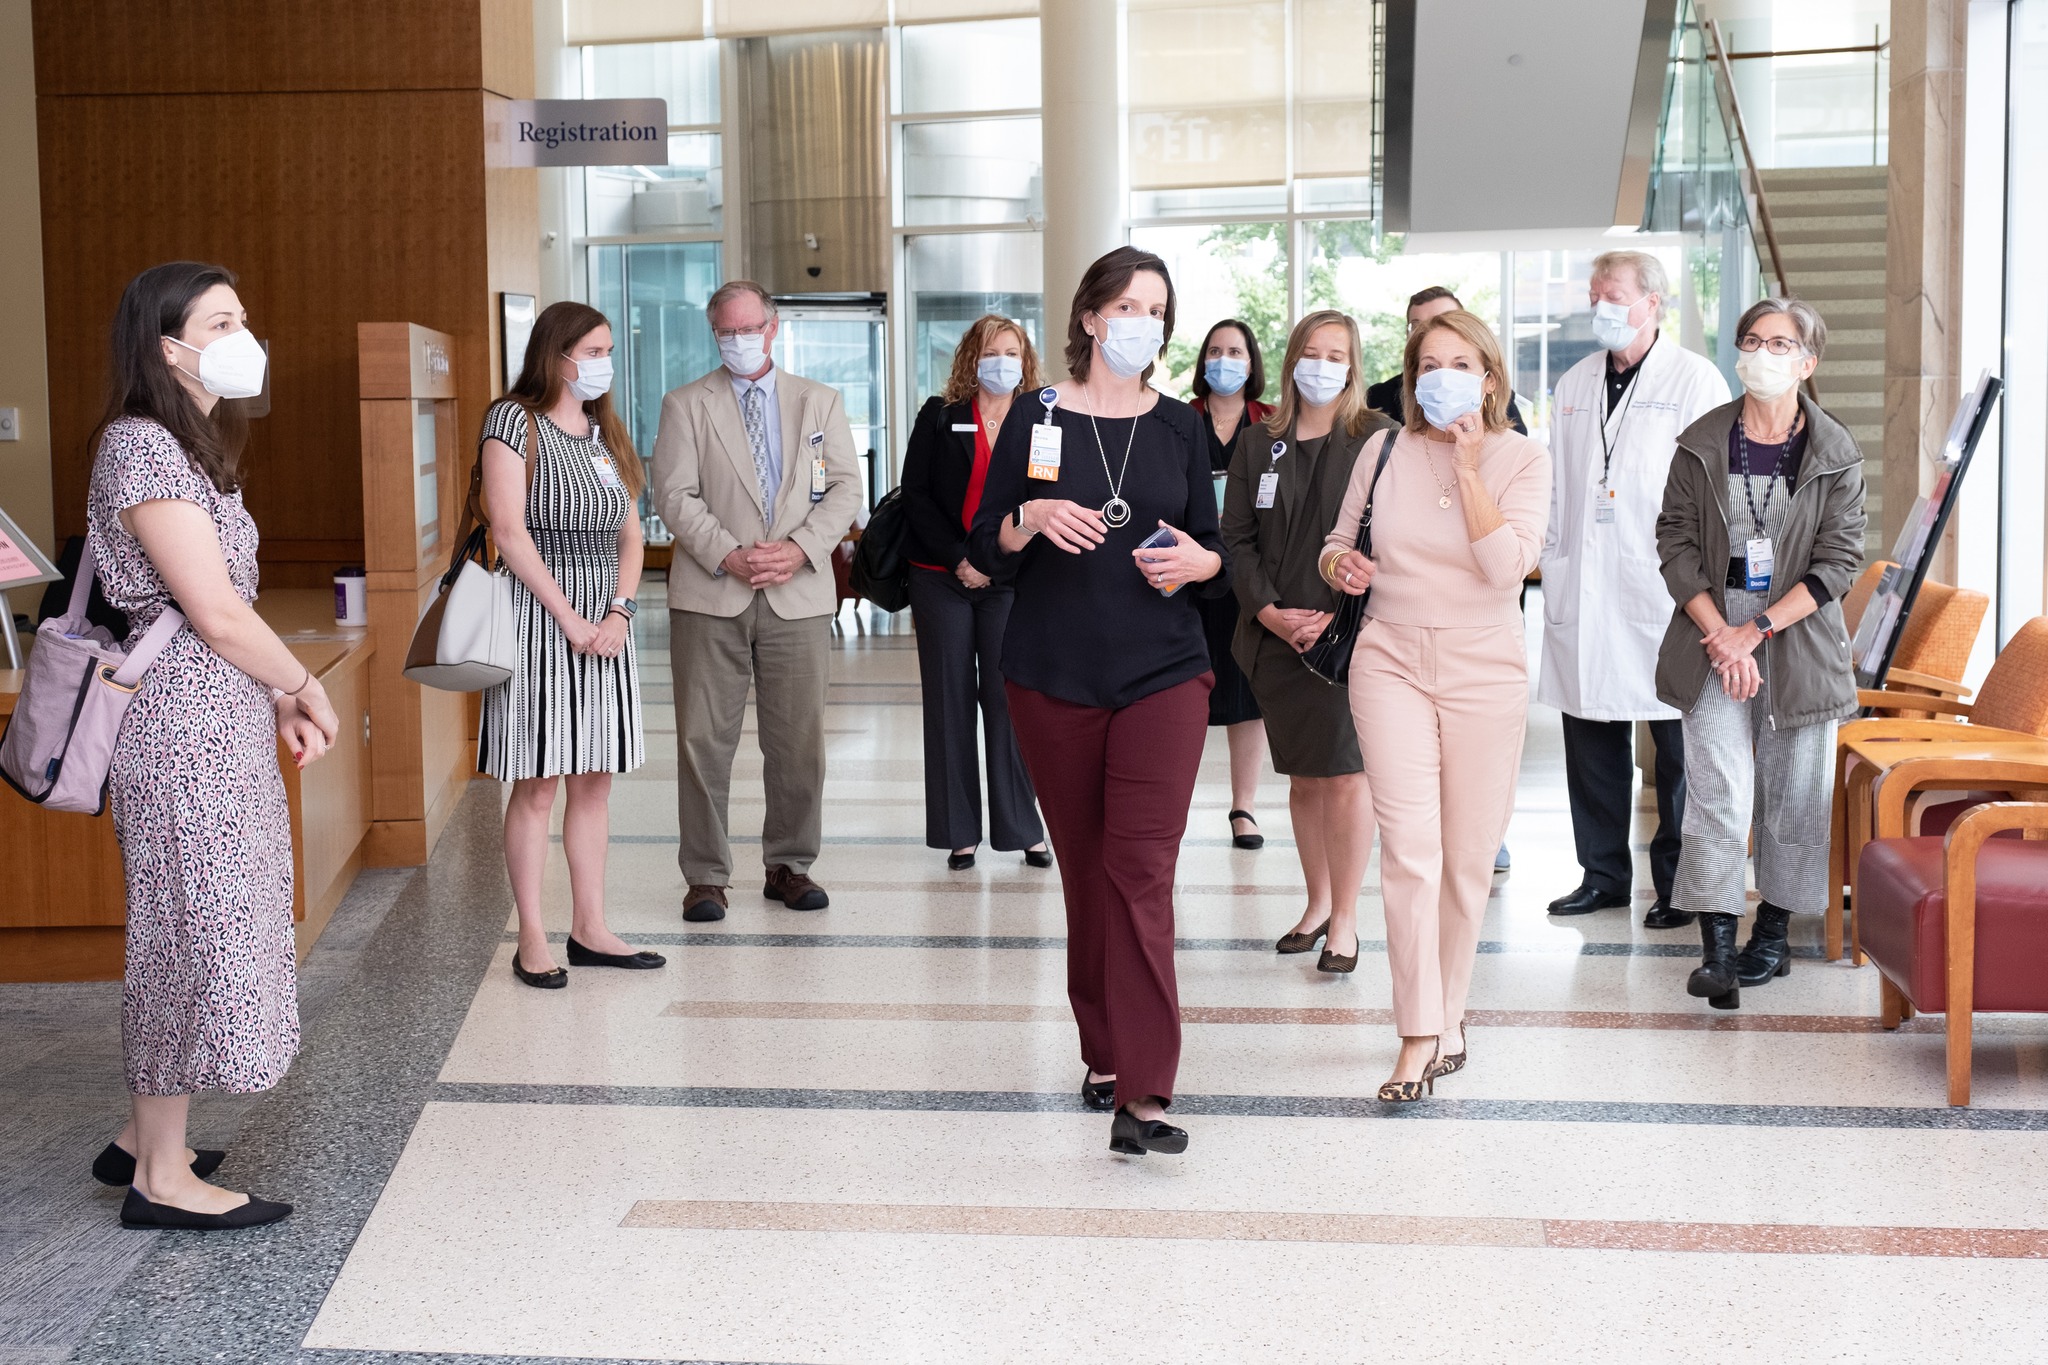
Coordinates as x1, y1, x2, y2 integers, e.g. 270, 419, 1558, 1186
402, 410, 526, 692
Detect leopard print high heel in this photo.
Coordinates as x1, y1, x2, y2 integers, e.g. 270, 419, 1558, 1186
1377, 1042, 1440, 1104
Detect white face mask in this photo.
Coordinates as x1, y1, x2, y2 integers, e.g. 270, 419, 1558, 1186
1292, 357, 1349, 407
563, 353, 613, 402
977, 354, 1023, 394
1413, 367, 1487, 429
164, 328, 266, 399
1735, 347, 1804, 401
1093, 315, 1165, 378
718, 331, 771, 376
1589, 298, 1647, 352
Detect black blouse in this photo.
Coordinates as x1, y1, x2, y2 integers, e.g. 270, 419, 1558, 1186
967, 393, 1231, 709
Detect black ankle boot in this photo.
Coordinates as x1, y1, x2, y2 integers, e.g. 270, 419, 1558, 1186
1735, 903, 1793, 987
1686, 912, 1741, 1010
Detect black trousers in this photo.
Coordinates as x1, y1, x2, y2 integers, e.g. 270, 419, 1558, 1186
1560, 713, 1686, 904
909, 567, 1044, 851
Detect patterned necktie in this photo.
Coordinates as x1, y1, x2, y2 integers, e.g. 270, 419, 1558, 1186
742, 384, 773, 525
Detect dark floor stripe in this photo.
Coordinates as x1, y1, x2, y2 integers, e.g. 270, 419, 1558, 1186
428, 1082, 2048, 1131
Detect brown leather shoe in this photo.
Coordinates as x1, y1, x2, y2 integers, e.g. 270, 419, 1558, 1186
682, 884, 728, 922
763, 865, 829, 911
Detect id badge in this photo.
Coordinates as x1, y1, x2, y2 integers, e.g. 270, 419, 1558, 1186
1255, 471, 1279, 509
810, 455, 828, 502
592, 455, 625, 492
1593, 485, 1616, 525
1027, 423, 1063, 481
1745, 536, 1774, 591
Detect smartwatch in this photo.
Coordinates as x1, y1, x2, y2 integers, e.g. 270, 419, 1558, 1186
1012, 504, 1035, 536
610, 596, 637, 620
1752, 612, 1775, 640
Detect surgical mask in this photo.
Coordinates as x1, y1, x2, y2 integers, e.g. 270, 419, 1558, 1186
1735, 347, 1804, 401
563, 354, 613, 402
976, 354, 1023, 394
1203, 356, 1249, 396
1413, 367, 1486, 429
163, 328, 266, 400
1292, 358, 1349, 407
1094, 315, 1165, 378
1590, 298, 1646, 352
717, 332, 770, 376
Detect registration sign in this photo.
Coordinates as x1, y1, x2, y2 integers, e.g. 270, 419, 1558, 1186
487, 99, 670, 168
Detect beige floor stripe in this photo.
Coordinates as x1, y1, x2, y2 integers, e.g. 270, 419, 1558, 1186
620, 1200, 2048, 1259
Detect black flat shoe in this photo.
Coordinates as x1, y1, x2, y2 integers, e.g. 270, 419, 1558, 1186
120, 1187, 291, 1230
1316, 942, 1358, 974
1081, 1071, 1116, 1111
1643, 901, 1696, 929
566, 937, 666, 969
1547, 884, 1631, 917
947, 851, 976, 871
92, 1143, 225, 1188
1276, 919, 1329, 954
511, 947, 567, 989
1228, 810, 1264, 850
1110, 1107, 1188, 1155
1024, 848, 1053, 868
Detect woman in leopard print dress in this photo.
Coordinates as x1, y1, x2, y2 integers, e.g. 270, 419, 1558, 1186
80, 263, 339, 1230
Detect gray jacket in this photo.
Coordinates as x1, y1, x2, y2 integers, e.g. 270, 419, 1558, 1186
1654, 393, 1868, 728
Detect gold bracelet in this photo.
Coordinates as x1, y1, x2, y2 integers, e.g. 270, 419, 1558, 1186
1319, 547, 1346, 584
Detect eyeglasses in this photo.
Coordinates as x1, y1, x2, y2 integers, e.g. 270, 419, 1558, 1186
1736, 334, 1807, 356
712, 323, 770, 340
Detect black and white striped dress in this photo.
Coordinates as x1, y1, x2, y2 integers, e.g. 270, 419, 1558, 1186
478, 400, 644, 780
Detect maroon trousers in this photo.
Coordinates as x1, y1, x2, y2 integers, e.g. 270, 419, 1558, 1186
1005, 674, 1212, 1109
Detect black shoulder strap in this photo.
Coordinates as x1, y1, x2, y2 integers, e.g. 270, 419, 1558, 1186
1357, 430, 1394, 554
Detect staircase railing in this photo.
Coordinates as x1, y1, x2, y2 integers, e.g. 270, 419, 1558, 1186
1705, 18, 1793, 301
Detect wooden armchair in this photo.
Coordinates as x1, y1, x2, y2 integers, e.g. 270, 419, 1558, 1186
1842, 561, 1890, 637
1872, 581, 1987, 712
1857, 800, 2048, 1105
1828, 618, 2048, 962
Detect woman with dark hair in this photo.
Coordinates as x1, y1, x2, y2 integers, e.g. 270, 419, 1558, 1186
83, 262, 338, 1229
899, 314, 1051, 871
968, 245, 1228, 1157
481, 301, 662, 989
1189, 318, 1272, 851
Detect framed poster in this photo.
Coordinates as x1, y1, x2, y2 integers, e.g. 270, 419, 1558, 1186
0, 505, 59, 595
500, 293, 536, 392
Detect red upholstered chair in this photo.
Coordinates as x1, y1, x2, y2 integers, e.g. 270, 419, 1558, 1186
1857, 801, 2048, 1106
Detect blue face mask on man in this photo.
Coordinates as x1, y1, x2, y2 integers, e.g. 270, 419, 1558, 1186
1203, 356, 1249, 396
1413, 367, 1486, 429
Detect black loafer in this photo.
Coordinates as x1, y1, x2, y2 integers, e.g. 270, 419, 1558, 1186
1643, 901, 1696, 929
566, 937, 666, 969
1546, 884, 1631, 917
1081, 1071, 1116, 1111
1109, 1107, 1188, 1155
92, 1143, 225, 1188
120, 1187, 292, 1230
511, 948, 567, 989
1024, 848, 1053, 868
946, 851, 976, 871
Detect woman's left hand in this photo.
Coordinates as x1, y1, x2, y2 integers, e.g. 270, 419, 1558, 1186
1287, 610, 1332, 653
1131, 522, 1222, 591
1448, 410, 1486, 471
1700, 621, 1762, 669
589, 612, 630, 659
277, 701, 332, 769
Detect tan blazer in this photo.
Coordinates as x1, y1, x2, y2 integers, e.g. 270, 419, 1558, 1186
650, 366, 863, 620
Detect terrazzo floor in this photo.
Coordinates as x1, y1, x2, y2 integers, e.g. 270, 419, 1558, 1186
9, 590, 2048, 1363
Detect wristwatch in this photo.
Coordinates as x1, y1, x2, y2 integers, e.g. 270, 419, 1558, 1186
610, 596, 637, 619
1752, 612, 1775, 640
1012, 503, 1036, 536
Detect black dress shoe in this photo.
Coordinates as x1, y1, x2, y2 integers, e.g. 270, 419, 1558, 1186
120, 1187, 292, 1230
1547, 884, 1631, 917
566, 937, 666, 969
1081, 1071, 1116, 1111
1643, 901, 1696, 929
1109, 1107, 1188, 1155
1024, 848, 1053, 869
511, 947, 567, 989
92, 1143, 225, 1188
946, 851, 976, 871
1228, 810, 1265, 850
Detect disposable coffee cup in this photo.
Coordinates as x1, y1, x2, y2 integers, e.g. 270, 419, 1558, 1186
334, 567, 368, 626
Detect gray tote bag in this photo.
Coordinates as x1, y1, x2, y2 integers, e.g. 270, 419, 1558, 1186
0, 543, 185, 816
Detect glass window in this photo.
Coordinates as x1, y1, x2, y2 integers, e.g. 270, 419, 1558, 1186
1294, 0, 1375, 178
901, 18, 1041, 113
587, 242, 722, 455
904, 232, 1044, 410
2001, 0, 2048, 637
585, 133, 723, 237
774, 312, 890, 498
1305, 241, 1504, 397
1130, 223, 1287, 397
585, 40, 721, 125
899, 118, 1042, 225
1127, 0, 1286, 191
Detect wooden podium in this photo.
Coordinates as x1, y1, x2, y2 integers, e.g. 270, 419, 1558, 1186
357, 323, 476, 866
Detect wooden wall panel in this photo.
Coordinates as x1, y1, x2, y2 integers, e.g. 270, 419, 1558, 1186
482, 0, 539, 100
32, 1, 487, 95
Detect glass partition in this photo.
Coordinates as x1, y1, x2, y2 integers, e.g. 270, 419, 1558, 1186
903, 232, 1044, 415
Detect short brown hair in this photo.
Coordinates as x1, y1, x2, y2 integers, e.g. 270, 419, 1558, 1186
1064, 245, 1176, 383
941, 315, 1043, 405
1402, 309, 1515, 436
1188, 318, 1266, 402
1407, 285, 1460, 313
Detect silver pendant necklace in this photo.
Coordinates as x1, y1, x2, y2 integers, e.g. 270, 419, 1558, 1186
1082, 396, 1139, 527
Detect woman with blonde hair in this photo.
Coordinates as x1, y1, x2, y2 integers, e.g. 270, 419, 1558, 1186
1219, 309, 1392, 970
899, 315, 1051, 870
1325, 308, 1550, 1100
481, 300, 662, 988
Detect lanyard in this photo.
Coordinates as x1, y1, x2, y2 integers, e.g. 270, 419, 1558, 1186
1735, 414, 1802, 532
1597, 363, 1644, 491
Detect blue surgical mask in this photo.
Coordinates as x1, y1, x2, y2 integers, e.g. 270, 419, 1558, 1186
1203, 356, 1249, 396
1413, 367, 1486, 429
1095, 315, 1165, 378
976, 355, 1023, 394
1292, 357, 1349, 407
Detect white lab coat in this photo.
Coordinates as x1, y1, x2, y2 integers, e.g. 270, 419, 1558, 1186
1537, 337, 1731, 720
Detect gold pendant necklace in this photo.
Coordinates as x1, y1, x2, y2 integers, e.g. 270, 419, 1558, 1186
1422, 441, 1456, 509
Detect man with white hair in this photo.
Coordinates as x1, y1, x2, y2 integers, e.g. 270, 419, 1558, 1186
1539, 251, 1730, 927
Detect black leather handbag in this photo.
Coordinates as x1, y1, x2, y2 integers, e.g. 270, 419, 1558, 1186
1301, 437, 1393, 686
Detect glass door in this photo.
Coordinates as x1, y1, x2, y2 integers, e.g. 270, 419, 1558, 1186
774, 306, 888, 511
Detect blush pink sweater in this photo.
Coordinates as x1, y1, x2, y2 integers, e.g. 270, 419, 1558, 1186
1324, 426, 1552, 628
